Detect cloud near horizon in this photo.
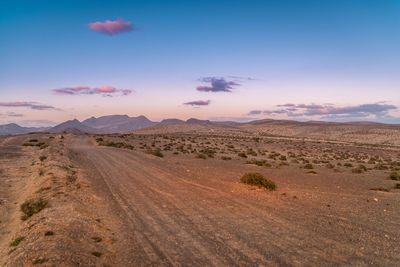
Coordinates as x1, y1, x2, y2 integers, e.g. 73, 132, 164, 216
196, 77, 240, 92
184, 100, 211, 106
0, 111, 24, 118
0, 102, 57, 110
52, 85, 132, 96
88, 19, 136, 35
248, 103, 397, 120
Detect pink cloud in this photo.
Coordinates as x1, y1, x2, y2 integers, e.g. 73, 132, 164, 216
52, 86, 90, 95
0, 101, 57, 110
52, 85, 132, 96
93, 85, 116, 93
184, 100, 211, 106
88, 19, 135, 35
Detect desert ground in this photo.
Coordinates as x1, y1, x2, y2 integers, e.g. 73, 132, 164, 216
1, 123, 400, 266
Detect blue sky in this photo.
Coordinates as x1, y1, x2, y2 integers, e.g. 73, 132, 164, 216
1, 0, 399, 126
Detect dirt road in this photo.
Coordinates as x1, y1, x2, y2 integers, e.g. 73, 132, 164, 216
67, 136, 399, 266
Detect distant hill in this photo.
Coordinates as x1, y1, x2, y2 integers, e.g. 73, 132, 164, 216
81, 115, 157, 133
159, 118, 185, 125
48, 119, 100, 134
186, 118, 211, 124
2, 116, 399, 146
0, 123, 49, 135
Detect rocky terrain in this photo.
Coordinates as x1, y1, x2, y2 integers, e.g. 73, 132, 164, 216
1, 124, 400, 266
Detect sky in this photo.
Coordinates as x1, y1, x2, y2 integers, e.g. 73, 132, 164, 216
1, 0, 400, 126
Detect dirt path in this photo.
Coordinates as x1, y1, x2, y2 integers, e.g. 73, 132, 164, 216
67, 136, 400, 266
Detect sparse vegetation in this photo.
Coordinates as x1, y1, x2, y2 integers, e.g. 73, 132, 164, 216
9, 237, 24, 247
92, 251, 102, 257
20, 198, 48, 220
238, 152, 247, 158
92, 236, 102, 242
304, 163, 314, 169
146, 148, 164, 157
196, 153, 207, 159
389, 171, 400, 181
33, 258, 48, 265
240, 172, 276, 190
352, 165, 367, 173
35, 186, 51, 193
66, 175, 77, 183
370, 187, 389, 192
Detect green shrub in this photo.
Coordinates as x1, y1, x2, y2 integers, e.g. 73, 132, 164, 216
92, 251, 102, 257
240, 172, 276, 190
326, 163, 334, 169
196, 153, 207, 159
238, 152, 247, 158
39, 156, 47, 161
66, 175, 77, 183
39, 143, 49, 149
246, 159, 266, 166
33, 258, 48, 265
389, 172, 400, 181
146, 148, 164, 157
370, 187, 389, 192
92, 236, 102, 242
10, 237, 24, 247
20, 198, 47, 220
304, 163, 314, 169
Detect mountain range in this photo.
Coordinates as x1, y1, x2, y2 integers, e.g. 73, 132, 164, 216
0, 115, 210, 135
1, 114, 399, 136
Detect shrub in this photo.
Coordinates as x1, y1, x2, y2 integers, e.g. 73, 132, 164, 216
389, 172, 400, 181
10, 237, 24, 247
66, 175, 77, 183
326, 163, 334, 169
246, 159, 265, 166
39, 156, 47, 162
240, 172, 276, 190
238, 152, 247, 158
92, 236, 102, 242
22, 143, 36, 147
221, 156, 231, 160
33, 258, 48, 265
39, 143, 49, 149
304, 163, 314, 169
92, 251, 102, 257
98, 141, 134, 150
20, 198, 47, 220
35, 186, 51, 193
370, 187, 389, 192
395, 183, 400, 189
196, 153, 207, 159
146, 148, 164, 157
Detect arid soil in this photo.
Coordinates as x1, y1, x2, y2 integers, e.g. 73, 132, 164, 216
1, 128, 400, 266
